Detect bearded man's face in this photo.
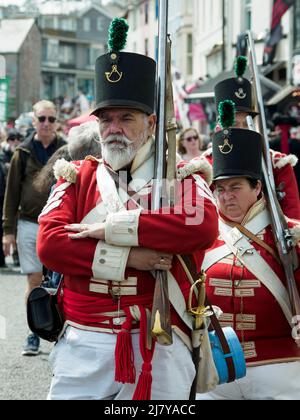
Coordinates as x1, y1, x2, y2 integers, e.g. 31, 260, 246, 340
97, 108, 156, 171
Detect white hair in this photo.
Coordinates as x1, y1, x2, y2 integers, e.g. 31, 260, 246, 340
67, 120, 101, 160
33, 100, 56, 115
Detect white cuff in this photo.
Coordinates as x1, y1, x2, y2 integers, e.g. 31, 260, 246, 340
92, 241, 131, 282
105, 209, 141, 247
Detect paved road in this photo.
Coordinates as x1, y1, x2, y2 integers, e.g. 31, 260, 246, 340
0, 265, 53, 400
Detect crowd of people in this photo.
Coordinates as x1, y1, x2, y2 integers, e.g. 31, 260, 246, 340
1, 17, 300, 401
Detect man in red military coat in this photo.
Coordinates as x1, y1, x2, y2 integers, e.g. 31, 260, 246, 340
198, 124, 300, 400
37, 20, 218, 400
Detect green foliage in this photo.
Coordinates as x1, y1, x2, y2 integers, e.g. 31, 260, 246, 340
108, 18, 129, 52
235, 56, 247, 78
218, 100, 236, 129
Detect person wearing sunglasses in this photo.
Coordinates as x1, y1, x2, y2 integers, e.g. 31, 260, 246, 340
178, 128, 203, 162
2, 100, 66, 356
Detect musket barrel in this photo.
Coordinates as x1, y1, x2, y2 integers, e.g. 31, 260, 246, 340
153, 0, 168, 211
247, 115, 300, 335
151, 0, 173, 346
246, 31, 276, 190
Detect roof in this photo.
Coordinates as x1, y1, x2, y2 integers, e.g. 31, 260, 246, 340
37, 1, 88, 16
36, 1, 113, 18
79, 4, 113, 19
266, 85, 299, 106
0, 19, 36, 53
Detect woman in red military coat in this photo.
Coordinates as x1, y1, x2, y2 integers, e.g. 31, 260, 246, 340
198, 122, 300, 400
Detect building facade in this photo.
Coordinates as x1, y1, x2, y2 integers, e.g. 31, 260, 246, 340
125, 0, 194, 82
0, 19, 41, 120
39, 4, 113, 100
193, 0, 292, 82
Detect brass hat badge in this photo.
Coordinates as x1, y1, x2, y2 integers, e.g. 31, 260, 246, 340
235, 88, 246, 100
105, 64, 123, 83
219, 138, 234, 155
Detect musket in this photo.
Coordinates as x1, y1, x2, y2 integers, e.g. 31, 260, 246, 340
246, 31, 276, 189
151, 0, 173, 346
246, 31, 300, 344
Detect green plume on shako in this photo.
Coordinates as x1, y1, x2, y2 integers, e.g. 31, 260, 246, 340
234, 56, 248, 78
218, 100, 236, 129
108, 18, 129, 52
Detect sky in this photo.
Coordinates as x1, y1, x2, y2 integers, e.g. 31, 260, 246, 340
0, 0, 110, 7
0, 0, 24, 5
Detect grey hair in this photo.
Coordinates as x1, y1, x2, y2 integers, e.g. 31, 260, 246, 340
33, 100, 56, 115
67, 121, 101, 160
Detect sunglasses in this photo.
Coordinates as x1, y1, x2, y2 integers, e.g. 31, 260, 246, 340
184, 135, 199, 142
37, 116, 56, 124
8, 135, 22, 141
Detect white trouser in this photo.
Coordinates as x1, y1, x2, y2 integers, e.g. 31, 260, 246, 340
197, 361, 300, 400
48, 326, 195, 400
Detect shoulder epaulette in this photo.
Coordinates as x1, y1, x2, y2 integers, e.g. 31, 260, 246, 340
270, 150, 298, 169
177, 156, 213, 186
53, 158, 78, 183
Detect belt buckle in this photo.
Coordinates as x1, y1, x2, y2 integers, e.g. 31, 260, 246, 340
109, 282, 121, 303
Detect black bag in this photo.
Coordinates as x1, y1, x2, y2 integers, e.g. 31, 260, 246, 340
27, 287, 64, 343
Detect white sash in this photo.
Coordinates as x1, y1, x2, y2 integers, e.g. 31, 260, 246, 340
221, 226, 293, 327
202, 209, 271, 271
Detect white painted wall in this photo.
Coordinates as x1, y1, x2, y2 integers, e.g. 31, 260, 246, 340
125, 0, 293, 83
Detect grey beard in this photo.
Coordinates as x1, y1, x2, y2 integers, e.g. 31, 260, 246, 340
102, 144, 136, 171
101, 128, 150, 171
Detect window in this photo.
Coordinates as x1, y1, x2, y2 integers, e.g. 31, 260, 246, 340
44, 39, 59, 63
43, 17, 55, 29
294, 0, 300, 52
145, 38, 149, 56
83, 17, 91, 32
244, 0, 252, 30
59, 44, 76, 65
60, 18, 77, 31
187, 33, 193, 75
155, 0, 159, 20
145, 2, 149, 24
132, 9, 137, 30
97, 17, 104, 31
155, 35, 159, 61
207, 47, 223, 78
87, 47, 103, 66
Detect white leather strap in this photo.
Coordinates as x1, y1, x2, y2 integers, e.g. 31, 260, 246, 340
167, 271, 193, 330
202, 209, 271, 271
222, 228, 293, 327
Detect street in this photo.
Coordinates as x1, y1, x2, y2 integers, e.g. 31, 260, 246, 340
0, 263, 53, 400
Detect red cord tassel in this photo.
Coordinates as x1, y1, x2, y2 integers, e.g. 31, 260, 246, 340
132, 307, 155, 400
132, 362, 152, 400
115, 312, 136, 384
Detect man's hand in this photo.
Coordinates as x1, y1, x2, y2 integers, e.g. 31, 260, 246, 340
127, 248, 173, 271
65, 223, 105, 240
3, 234, 16, 257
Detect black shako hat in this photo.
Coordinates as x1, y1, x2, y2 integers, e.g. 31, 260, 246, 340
213, 128, 262, 182
214, 56, 258, 116
91, 18, 156, 116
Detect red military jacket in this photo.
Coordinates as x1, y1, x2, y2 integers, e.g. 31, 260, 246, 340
37, 142, 218, 342
202, 148, 300, 219
203, 198, 300, 366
